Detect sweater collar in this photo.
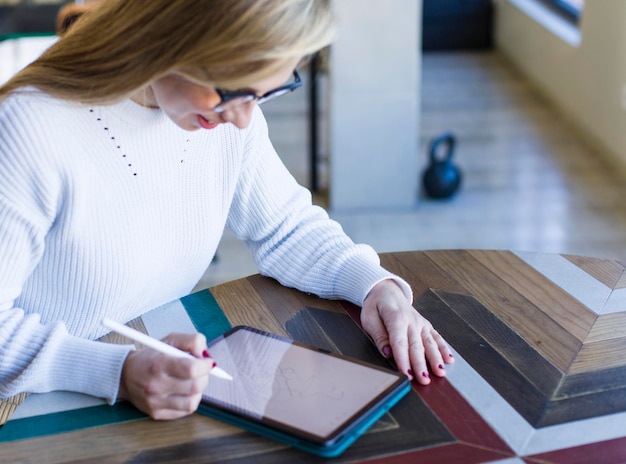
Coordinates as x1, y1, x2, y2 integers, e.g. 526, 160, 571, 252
102, 98, 170, 127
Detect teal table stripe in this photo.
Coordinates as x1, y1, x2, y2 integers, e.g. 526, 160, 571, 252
0, 403, 145, 443
181, 289, 232, 340
0, 32, 56, 42
0, 289, 230, 443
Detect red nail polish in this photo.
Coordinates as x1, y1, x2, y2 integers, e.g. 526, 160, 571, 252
407, 369, 414, 377
382, 345, 392, 357
422, 371, 430, 378
438, 364, 444, 370
202, 350, 210, 358
212, 361, 217, 368
449, 353, 454, 358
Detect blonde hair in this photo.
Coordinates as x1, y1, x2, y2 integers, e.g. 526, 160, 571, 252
1, 0, 335, 104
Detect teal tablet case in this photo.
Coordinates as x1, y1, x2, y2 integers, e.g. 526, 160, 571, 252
198, 379, 411, 458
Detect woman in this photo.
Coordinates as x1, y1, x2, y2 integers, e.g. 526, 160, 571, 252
0, 0, 453, 420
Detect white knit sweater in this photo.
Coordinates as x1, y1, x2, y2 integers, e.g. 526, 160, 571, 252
0, 90, 411, 403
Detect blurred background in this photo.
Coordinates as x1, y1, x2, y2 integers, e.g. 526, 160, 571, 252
2, 0, 625, 290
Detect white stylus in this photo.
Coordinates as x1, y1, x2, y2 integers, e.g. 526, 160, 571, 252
102, 318, 233, 381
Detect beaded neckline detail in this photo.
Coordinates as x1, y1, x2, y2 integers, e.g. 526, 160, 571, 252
89, 107, 192, 177
90, 108, 138, 177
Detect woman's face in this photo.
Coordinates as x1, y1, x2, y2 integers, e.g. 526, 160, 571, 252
144, 58, 300, 131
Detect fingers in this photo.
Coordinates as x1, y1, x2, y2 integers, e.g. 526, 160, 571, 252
408, 326, 442, 385
143, 386, 206, 421
143, 358, 210, 420
362, 302, 418, 381
381, 315, 411, 376
365, 316, 453, 386
161, 332, 208, 358
360, 305, 392, 359
362, 281, 454, 386
403, 325, 429, 384
150, 359, 211, 394
120, 338, 213, 420
432, 329, 455, 367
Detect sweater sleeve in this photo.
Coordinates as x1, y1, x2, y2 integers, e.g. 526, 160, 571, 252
0, 95, 133, 403
226, 108, 413, 306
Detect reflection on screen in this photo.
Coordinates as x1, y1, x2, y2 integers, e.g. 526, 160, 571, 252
203, 328, 399, 439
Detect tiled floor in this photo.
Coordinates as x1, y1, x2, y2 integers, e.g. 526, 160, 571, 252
199, 51, 626, 290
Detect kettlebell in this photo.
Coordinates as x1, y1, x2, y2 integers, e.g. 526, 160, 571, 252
422, 132, 462, 199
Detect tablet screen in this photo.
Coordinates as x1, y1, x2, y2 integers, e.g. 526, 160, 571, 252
202, 326, 405, 444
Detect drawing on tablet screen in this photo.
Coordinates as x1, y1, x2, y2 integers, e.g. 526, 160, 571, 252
273, 367, 344, 402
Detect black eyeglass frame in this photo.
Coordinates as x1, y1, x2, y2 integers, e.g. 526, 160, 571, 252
213, 70, 302, 113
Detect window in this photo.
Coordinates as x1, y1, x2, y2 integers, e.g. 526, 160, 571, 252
540, 0, 584, 22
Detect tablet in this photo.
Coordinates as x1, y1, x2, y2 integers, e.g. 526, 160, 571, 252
198, 326, 411, 458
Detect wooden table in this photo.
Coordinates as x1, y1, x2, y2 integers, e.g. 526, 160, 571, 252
2, 250, 626, 463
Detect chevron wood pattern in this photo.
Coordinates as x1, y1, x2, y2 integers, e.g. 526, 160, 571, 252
385, 250, 626, 429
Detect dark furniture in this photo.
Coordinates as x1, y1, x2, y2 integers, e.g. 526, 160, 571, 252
422, 0, 494, 51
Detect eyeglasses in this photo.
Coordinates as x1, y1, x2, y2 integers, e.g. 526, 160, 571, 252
213, 69, 302, 113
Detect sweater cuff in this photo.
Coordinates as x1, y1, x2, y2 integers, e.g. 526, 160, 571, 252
45, 334, 134, 404
363, 275, 413, 306
333, 255, 413, 306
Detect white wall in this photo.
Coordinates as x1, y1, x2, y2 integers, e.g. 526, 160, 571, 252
329, 0, 421, 210
495, 0, 626, 170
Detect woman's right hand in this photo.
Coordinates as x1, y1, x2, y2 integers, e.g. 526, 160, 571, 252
118, 332, 214, 420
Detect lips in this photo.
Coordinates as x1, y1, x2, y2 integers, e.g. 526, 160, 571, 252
198, 115, 220, 130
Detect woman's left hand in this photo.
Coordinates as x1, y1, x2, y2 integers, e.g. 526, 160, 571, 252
361, 279, 454, 385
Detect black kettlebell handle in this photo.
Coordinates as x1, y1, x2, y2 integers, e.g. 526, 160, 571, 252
429, 132, 456, 163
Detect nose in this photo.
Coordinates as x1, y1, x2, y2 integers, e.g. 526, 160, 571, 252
219, 101, 256, 129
